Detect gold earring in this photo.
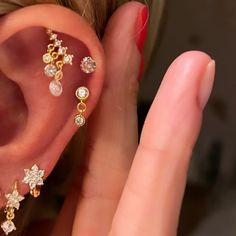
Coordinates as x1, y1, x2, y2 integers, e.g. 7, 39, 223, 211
22, 164, 45, 198
80, 56, 97, 74
1, 181, 24, 235
43, 29, 74, 96
74, 86, 90, 126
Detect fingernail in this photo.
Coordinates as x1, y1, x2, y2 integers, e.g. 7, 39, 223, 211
136, 6, 149, 54
198, 60, 215, 110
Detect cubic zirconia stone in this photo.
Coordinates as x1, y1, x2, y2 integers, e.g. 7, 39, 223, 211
22, 164, 45, 190
44, 64, 57, 77
49, 80, 63, 97
5, 190, 24, 210
50, 33, 57, 41
1, 220, 16, 235
80, 57, 96, 73
75, 114, 85, 127
58, 47, 67, 55
75, 87, 89, 100
42, 53, 53, 64
54, 39, 62, 47
63, 54, 73, 65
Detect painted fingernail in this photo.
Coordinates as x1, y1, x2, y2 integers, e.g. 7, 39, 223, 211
136, 6, 149, 54
198, 60, 215, 110
136, 6, 149, 81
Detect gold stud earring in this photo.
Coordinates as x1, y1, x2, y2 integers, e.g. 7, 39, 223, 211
1, 181, 24, 235
22, 164, 45, 198
43, 29, 74, 96
80, 56, 97, 74
74, 86, 90, 126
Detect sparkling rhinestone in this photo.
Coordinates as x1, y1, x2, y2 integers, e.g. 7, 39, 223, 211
54, 39, 62, 47
44, 64, 57, 77
63, 54, 73, 65
42, 53, 53, 64
75, 114, 86, 127
75, 87, 89, 100
80, 57, 96, 73
49, 80, 63, 97
5, 190, 24, 210
22, 164, 45, 190
58, 47, 67, 55
50, 33, 57, 41
1, 220, 16, 235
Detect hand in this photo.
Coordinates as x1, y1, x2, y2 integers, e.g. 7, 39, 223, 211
51, 3, 215, 236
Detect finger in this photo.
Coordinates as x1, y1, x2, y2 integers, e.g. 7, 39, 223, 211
109, 51, 215, 236
52, 2, 147, 236
72, 3, 146, 235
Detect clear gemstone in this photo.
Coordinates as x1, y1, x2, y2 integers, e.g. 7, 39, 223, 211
1, 220, 16, 235
75, 114, 86, 127
75, 87, 89, 100
80, 57, 96, 73
5, 190, 24, 210
50, 33, 57, 41
44, 64, 57, 77
22, 164, 45, 190
49, 80, 63, 97
42, 53, 53, 64
54, 39, 62, 47
63, 54, 73, 65
58, 47, 67, 55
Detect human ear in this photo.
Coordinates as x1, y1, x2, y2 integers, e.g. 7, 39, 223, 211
0, 4, 105, 203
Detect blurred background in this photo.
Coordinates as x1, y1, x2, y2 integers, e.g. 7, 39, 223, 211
140, 0, 236, 235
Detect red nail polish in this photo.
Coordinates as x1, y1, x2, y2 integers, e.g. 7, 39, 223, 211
136, 6, 149, 81
136, 6, 149, 54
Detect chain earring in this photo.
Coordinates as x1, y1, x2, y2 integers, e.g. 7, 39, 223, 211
22, 164, 45, 198
74, 86, 90, 126
43, 29, 74, 96
1, 181, 24, 235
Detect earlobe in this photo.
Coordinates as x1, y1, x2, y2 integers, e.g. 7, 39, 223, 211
0, 4, 105, 200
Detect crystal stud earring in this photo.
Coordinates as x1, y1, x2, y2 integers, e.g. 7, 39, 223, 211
80, 56, 97, 74
43, 29, 74, 96
22, 164, 45, 198
75, 86, 90, 126
1, 181, 24, 235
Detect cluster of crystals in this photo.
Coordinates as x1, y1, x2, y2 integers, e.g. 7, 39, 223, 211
80, 57, 97, 74
22, 164, 45, 190
75, 87, 90, 127
43, 29, 74, 96
1, 184, 24, 235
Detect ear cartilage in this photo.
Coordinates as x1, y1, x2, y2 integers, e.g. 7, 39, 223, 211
80, 56, 97, 74
43, 29, 74, 96
22, 164, 45, 198
1, 181, 24, 235
75, 87, 90, 127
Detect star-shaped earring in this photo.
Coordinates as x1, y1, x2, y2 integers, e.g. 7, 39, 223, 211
5, 189, 24, 210
22, 164, 45, 197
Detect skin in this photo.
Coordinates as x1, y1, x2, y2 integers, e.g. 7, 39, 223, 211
0, 2, 215, 236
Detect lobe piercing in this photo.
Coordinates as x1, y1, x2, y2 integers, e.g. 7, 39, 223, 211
22, 164, 45, 198
1, 181, 24, 235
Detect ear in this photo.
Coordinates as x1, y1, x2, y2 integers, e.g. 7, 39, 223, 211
0, 4, 105, 201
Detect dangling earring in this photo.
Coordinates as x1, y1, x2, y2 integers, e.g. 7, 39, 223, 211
74, 86, 90, 126
22, 164, 45, 198
1, 181, 24, 235
43, 29, 74, 97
